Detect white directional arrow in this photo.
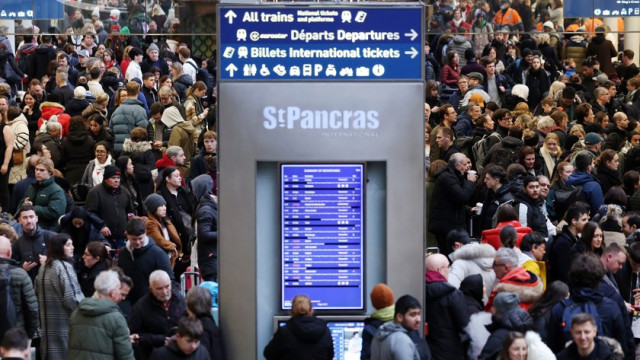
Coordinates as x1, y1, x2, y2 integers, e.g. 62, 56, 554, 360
224, 10, 237, 24
404, 47, 418, 59
225, 63, 238, 77
404, 29, 418, 41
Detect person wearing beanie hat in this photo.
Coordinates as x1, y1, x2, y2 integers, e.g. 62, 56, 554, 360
424, 253, 468, 360
85, 162, 135, 249
141, 41, 170, 75
370, 294, 427, 360
362, 284, 396, 359
478, 292, 534, 360
144, 193, 181, 267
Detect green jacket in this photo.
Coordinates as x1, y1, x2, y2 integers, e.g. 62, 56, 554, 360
21, 176, 66, 231
68, 297, 134, 360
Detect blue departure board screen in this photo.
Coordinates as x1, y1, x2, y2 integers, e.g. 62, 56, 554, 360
281, 164, 364, 310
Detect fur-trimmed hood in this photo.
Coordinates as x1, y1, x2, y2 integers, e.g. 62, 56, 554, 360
122, 138, 152, 153
450, 243, 496, 271
494, 268, 544, 304
39, 101, 65, 112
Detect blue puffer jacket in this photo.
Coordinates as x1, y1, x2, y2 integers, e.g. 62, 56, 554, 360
565, 171, 604, 216
109, 98, 149, 152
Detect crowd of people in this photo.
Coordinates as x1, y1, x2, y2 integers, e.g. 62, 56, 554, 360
420, 0, 640, 359
3, 0, 640, 358
0, 0, 223, 359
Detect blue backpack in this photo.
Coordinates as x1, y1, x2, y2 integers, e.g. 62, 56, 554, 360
561, 300, 604, 341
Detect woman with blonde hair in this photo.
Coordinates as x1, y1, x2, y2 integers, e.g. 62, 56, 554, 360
264, 294, 334, 359
547, 81, 566, 100
184, 81, 209, 134
539, 133, 562, 178
170, 62, 193, 101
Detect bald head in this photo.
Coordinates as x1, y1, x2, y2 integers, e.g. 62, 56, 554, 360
425, 253, 450, 279
0, 235, 11, 258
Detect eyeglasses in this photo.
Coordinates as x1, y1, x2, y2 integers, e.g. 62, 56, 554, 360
95, 150, 107, 154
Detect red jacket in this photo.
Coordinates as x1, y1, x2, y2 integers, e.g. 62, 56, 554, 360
38, 102, 70, 138
481, 220, 532, 250
485, 267, 544, 312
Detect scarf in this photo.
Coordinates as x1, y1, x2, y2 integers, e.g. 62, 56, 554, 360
453, 18, 463, 27
92, 155, 112, 186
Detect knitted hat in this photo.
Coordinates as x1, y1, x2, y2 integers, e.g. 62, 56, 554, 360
144, 193, 166, 215
92, 7, 100, 18
103, 165, 121, 180
120, 26, 130, 35
148, 43, 159, 52
370, 283, 394, 310
110, 8, 120, 20
110, 24, 121, 33
521, 48, 532, 57
493, 292, 520, 315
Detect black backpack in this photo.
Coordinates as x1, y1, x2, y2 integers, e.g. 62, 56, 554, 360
553, 185, 584, 221
185, 61, 214, 90
0, 264, 17, 340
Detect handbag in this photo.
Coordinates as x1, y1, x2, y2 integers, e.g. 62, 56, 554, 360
12, 150, 23, 165
3, 64, 21, 85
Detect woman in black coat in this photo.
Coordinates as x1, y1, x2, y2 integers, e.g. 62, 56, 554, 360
264, 295, 334, 360
76, 241, 111, 297
460, 274, 484, 320
528, 281, 570, 343
595, 149, 622, 196
186, 286, 224, 360
61, 116, 96, 185
525, 56, 551, 109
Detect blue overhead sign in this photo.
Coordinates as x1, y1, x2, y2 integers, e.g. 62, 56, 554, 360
564, 0, 640, 17
1, 0, 64, 20
218, 6, 423, 81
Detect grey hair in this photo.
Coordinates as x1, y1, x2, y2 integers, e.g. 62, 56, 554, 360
149, 269, 170, 284
46, 121, 62, 132
93, 270, 121, 298
537, 116, 555, 130
594, 87, 608, 98
495, 247, 518, 266
449, 152, 466, 166
166, 146, 183, 159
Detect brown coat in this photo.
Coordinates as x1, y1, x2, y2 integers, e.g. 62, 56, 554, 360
145, 213, 182, 267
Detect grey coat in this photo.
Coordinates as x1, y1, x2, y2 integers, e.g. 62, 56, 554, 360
371, 322, 420, 360
36, 259, 84, 360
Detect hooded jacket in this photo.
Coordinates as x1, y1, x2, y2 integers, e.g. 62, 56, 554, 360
425, 271, 469, 360
481, 220, 532, 250
84, 183, 135, 242
109, 98, 149, 152
22, 176, 66, 231
566, 170, 604, 216
68, 297, 134, 360
429, 165, 476, 241
449, 243, 496, 304
587, 35, 618, 75
28, 44, 56, 79
548, 287, 627, 353
483, 135, 523, 168
362, 306, 395, 360
447, 35, 473, 67
65, 98, 91, 117
370, 322, 420, 360
514, 191, 549, 237
0, 258, 40, 339
116, 237, 174, 305
479, 184, 515, 232
460, 273, 485, 318
166, 108, 196, 178
196, 193, 218, 281
478, 308, 534, 360
62, 129, 95, 185
263, 315, 334, 360
38, 101, 71, 137
485, 268, 544, 312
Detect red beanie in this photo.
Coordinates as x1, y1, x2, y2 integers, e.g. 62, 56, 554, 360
370, 283, 394, 310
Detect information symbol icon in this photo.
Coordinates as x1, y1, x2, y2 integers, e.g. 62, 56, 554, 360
372, 64, 385, 76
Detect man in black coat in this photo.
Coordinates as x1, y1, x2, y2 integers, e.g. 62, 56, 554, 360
11, 205, 57, 282
429, 153, 477, 255
514, 175, 551, 237
547, 205, 589, 284
117, 218, 174, 305
129, 269, 185, 360
85, 165, 135, 249
424, 254, 468, 360
602, 112, 629, 152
